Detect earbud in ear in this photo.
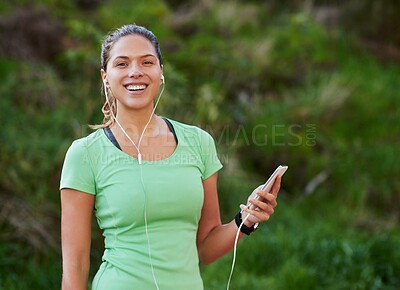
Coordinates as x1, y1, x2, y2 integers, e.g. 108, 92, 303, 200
161, 75, 165, 84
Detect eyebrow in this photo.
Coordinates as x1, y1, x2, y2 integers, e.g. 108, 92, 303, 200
113, 54, 157, 61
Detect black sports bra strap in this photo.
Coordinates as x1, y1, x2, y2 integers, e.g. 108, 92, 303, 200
103, 118, 178, 151
162, 118, 178, 144
104, 127, 122, 151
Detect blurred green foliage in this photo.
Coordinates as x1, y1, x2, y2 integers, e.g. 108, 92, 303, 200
0, 0, 399, 289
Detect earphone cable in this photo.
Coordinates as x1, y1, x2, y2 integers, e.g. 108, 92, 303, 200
139, 163, 160, 290
226, 213, 250, 290
103, 80, 165, 289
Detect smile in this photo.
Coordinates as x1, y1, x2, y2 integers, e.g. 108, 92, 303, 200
125, 84, 147, 91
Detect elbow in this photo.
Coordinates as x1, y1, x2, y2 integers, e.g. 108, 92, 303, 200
198, 249, 218, 265
199, 256, 214, 265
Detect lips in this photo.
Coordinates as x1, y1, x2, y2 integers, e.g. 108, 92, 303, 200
124, 83, 148, 92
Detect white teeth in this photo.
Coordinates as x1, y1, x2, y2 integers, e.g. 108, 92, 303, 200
126, 84, 146, 91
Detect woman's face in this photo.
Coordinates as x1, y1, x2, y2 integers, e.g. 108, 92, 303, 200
101, 34, 163, 114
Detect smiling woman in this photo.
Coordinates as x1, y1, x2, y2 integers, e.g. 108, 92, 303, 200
94, 25, 163, 131
59, 24, 283, 290
101, 35, 163, 114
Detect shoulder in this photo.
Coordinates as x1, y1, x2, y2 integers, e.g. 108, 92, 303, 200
60, 130, 101, 193
72, 129, 103, 146
164, 118, 219, 159
165, 118, 214, 141
65, 129, 104, 157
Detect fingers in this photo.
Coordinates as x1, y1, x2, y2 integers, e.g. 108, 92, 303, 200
244, 198, 275, 215
240, 204, 273, 223
251, 176, 281, 203
249, 193, 276, 210
255, 190, 277, 205
271, 175, 281, 197
242, 177, 282, 224
240, 193, 276, 224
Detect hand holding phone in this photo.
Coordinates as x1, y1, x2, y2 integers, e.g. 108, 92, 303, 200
246, 165, 288, 210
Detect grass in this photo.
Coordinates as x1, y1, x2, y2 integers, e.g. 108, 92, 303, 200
201, 197, 400, 290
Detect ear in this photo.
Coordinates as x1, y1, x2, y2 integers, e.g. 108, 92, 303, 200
160, 65, 164, 84
101, 69, 108, 87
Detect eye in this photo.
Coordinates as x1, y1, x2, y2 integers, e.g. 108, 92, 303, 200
116, 62, 127, 67
143, 60, 154, 65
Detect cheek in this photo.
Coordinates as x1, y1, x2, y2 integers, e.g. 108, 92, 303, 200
106, 71, 123, 86
149, 66, 162, 78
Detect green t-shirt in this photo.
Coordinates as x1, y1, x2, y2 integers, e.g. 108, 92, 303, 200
60, 119, 223, 290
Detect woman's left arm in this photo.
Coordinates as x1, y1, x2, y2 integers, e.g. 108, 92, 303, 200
196, 172, 281, 264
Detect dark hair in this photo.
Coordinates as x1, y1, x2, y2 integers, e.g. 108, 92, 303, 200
101, 24, 163, 71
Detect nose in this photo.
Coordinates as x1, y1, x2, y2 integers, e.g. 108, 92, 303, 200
128, 62, 143, 78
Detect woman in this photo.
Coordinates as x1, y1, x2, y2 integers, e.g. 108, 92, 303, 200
60, 24, 282, 290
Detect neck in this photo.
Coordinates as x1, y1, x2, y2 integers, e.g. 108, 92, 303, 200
116, 107, 155, 128
115, 106, 157, 134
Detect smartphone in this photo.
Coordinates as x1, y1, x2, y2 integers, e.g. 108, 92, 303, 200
247, 165, 288, 210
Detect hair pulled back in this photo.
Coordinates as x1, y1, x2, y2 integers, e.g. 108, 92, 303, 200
91, 24, 162, 129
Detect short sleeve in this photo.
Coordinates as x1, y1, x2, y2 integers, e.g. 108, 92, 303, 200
200, 130, 223, 180
59, 139, 96, 195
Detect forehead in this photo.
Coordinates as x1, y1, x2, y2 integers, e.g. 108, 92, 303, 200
109, 34, 157, 59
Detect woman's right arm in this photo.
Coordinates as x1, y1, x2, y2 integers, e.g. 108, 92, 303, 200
61, 188, 95, 290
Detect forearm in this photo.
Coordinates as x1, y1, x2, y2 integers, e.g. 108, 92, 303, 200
61, 259, 90, 290
61, 262, 89, 290
198, 219, 245, 264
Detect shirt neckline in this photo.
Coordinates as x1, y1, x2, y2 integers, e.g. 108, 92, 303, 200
101, 118, 180, 163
